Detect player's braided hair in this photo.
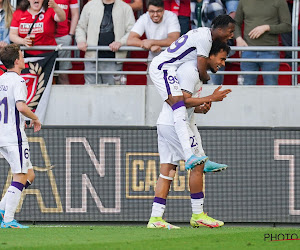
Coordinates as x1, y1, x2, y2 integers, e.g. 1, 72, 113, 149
209, 40, 231, 56
211, 14, 236, 29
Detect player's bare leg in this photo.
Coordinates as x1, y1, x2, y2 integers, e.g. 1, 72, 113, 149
189, 164, 224, 228
24, 169, 35, 189
147, 164, 180, 229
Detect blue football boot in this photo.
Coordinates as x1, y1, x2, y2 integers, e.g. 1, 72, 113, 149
185, 155, 209, 171
203, 160, 228, 173
1, 219, 29, 229
0, 209, 4, 223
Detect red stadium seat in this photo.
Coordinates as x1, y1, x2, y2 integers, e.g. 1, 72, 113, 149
129, 34, 149, 59
223, 62, 240, 85
68, 62, 85, 85
123, 62, 148, 85
257, 63, 292, 85
68, 40, 85, 85
129, 50, 149, 59
223, 62, 292, 85
279, 51, 286, 58
256, 75, 263, 85
278, 63, 292, 85
125, 33, 148, 85
298, 65, 300, 84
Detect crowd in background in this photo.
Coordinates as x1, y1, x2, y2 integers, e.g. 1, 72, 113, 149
0, 0, 298, 85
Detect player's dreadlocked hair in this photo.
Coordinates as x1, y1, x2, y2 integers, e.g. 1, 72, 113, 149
211, 14, 236, 29
209, 40, 231, 56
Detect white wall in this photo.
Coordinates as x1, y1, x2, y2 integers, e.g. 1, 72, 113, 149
44, 85, 145, 125
44, 85, 300, 127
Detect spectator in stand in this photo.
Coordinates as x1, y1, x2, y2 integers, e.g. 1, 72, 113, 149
89, 0, 143, 11
9, 0, 66, 56
164, 0, 191, 35
190, 0, 201, 29
201, 0, 238, 28
127, 0, 180, 84
123, 0, 143, 12
0, 0, 14, 47
127, 0, 180, 60
280, 0, 300, 62
235, 0, 291, 85
55, 0, 79, 85
200, 0, 239, 85
76, 0, 135, 85
223, 0, 238, 19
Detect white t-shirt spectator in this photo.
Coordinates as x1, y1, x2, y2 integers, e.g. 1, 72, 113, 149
131, 10, 180, 59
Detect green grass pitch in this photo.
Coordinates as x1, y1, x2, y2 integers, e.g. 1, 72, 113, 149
0, 225, 300, 249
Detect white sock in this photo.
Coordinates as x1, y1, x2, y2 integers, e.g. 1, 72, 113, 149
151, 202, 166, 218
0, 192, 8, 211
173, 105, 193, 161
191, 198, 204, 214
4, 182, 24, 223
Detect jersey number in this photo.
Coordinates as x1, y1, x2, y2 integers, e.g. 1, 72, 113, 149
167, 35, 188, 53
167, 76, 178, 85
190, 136, 198, 148
0, 97, 8, 124
24, 148, 29, 159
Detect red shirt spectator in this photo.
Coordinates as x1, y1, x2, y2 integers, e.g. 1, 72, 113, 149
9, 0, 66, 56
54, 0, 79, 85
11, 8, 57, 55
164, 0, 191, 35
55, 0, 79, 37
164, 0, 191, 17
122, 0, 143, 12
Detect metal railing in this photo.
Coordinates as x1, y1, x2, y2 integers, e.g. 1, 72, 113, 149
21, 45, 300, 85
14, 0, 299, 85
292, 0, 300, 84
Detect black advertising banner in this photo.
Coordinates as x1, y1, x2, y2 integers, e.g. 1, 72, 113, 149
0, 127, 300, 223
0, 51, 57, 123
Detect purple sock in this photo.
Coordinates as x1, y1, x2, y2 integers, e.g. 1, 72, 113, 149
153, 197, 166, 205
151, 197, 166, 217
11, 181, 24, 192
190, 192, 204, 214
190, 192, 204, 199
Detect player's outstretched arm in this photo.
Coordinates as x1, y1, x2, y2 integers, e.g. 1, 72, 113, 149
16, 101, 41, 132
183, 86, 232, 108
210, 86, 232, 102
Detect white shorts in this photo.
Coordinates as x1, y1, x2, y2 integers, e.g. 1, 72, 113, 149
149, 62, 183, 101
0, 142, 33, 174
157, 124, 205, 166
